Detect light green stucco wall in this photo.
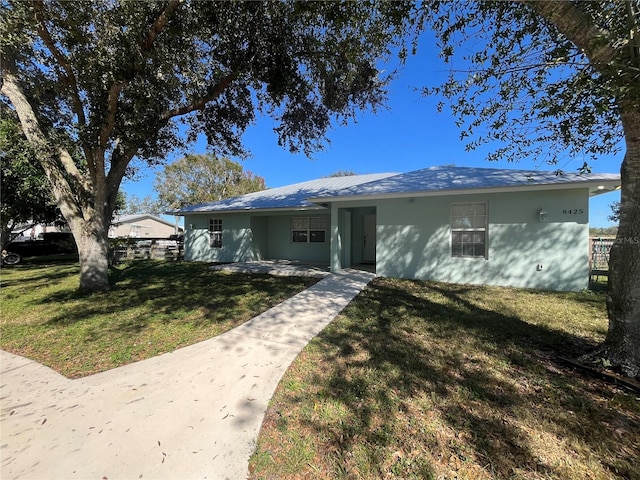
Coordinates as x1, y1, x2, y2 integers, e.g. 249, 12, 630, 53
184, 188, 589, 291
267, 214, 330, 263
373, 189, 589, 291
250, 216, 268, 260
183, 212, 330, 264
183, 213, 261, 263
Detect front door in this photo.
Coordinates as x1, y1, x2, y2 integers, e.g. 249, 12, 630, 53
362, 214, 376, 264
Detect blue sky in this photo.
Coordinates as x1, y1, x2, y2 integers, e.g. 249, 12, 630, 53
122, 35, 621, 227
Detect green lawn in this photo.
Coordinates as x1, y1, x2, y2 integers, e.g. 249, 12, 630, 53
0, 260, 318, 378
250, 278, 640, 480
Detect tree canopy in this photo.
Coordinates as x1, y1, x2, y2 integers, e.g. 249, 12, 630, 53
324, 170, 358, 178
118, 192, 163, 216
421, 1, 637, 169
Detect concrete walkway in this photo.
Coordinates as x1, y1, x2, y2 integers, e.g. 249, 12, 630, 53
0, 269, 375, 480
209, 260, 330, 278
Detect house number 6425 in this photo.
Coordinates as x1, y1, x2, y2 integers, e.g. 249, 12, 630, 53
562, 208, 584, 215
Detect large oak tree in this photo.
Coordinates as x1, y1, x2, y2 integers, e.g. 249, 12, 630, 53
422, 1, 640, 376
0, 0, 414, 291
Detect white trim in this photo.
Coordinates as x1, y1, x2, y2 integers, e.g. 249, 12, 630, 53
209, 218, 223, 248
182, 206, 327, 215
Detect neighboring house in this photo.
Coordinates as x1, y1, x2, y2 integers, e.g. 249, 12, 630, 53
174, 166, 620, 291
109, 214, 181, 238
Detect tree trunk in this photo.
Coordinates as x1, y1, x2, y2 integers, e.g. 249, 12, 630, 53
2, 64, 114, 292
70, 217, 111, 292
604, 106, 640, 378
523, 0, 640, 378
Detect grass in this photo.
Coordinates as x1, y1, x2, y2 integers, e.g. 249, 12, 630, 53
249, 278, 640, 480
0, 260, 318, 378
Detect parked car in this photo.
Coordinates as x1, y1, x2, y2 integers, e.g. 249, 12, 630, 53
4, 232, 77, 264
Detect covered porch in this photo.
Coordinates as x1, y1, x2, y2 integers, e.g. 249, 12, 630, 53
329, 204, 378, 274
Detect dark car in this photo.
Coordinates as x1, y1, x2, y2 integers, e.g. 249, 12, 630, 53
4, 232, 77, 263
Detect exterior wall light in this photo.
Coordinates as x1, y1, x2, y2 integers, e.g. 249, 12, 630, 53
538, 208, 548, 222
189, 223, 194, 230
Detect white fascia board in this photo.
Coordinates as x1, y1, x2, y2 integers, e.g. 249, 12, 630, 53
179, 205, 328, 216
307, 179, 621, 204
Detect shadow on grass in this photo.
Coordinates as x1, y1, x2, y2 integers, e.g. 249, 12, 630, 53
1, 260, 320, 377
296, 279, 638, 479
40, 260, 317, 328
0, 261, 79, 290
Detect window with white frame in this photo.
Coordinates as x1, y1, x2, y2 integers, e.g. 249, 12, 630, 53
450, 202, 487, 258
209, 218, 222, 248
292, 217, 326, 243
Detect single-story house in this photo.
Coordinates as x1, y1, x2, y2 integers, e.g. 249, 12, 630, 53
109, 214, 181, 239
174, 166, 620, 291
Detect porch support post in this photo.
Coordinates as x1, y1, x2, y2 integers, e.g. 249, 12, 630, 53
330, 203, 342, 272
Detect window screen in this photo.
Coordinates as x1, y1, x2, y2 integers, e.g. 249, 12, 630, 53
451, 203, 487, 258
292, 217, 326, 243
209, 218, 222, 248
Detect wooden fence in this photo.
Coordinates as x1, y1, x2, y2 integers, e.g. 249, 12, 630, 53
110, 238, 183, 264
589, 237, 614, 279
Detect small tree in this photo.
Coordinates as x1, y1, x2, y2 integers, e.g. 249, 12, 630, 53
155, 154, 266, 212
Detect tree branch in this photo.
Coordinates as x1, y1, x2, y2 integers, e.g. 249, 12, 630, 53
97, 0, 182, 152
140, 0, 183, 53
106, 142, 138, 212
32, 0, 98, 185
444, 60, 591, 77
625, 0, 640, 67
32, 0, 87, 128
520, 0, 622, 75
161, 73, 238, 120
98, 82, 125, 150
1, 66, 85, 222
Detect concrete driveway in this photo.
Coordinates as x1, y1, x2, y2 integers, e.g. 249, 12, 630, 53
0, 269, 374, 480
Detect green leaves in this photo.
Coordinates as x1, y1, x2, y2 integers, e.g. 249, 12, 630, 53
2, 0, 419, 172
153, 153, 266, 212
420, 1, 634, 166
0, 115, 61, 248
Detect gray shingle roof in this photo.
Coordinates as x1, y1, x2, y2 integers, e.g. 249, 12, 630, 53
174, 166, 620, 214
